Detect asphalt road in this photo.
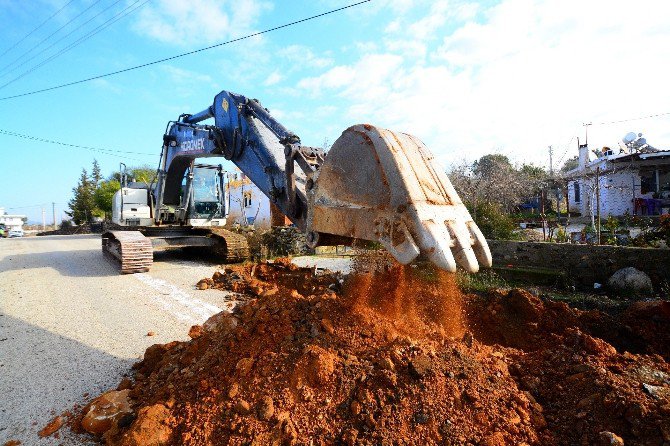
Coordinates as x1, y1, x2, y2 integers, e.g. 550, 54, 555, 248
0, 234, 240, 445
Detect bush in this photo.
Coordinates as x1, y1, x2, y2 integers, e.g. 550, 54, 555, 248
469, 203, 519, 240
659, 214, 670, 245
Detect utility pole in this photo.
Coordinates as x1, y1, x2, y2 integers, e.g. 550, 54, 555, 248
549, 145, 561, 222
41, 208, 46, 231
583, 122, 592, 146
596, 167, 601, 244
52, 202, 57, 230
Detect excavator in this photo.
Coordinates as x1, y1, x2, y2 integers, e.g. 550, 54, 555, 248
102, 89, 492, 274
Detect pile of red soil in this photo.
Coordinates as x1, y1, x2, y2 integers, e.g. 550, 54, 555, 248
72, 260, 670, 445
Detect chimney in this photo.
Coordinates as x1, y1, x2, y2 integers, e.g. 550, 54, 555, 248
578, 137, 589, 170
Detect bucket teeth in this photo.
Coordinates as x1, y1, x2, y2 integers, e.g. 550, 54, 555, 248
308, 124, 492, 273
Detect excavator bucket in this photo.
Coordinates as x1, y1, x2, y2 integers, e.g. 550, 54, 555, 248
308, 124, 492, 273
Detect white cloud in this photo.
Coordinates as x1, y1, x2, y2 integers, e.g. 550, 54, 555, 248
295, 0, 670, 168
162, 65, 212, 84
278, 45, 333, 69
263, 71, 283, 86
132, 0, 271, 46
298, 65, 356, 94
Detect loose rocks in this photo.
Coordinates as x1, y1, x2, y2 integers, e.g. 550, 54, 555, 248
607, 267, 653, 296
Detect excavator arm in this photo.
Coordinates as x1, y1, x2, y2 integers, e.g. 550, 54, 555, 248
158, 90, 492, 273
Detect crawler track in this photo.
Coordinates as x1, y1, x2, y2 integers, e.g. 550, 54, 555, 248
102, 230, 153, 274
209, 228, 250, 263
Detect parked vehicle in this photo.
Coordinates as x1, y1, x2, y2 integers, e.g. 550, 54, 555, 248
8, 228, 24, 238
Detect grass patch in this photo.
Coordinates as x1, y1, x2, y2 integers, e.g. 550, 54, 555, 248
457, 269, 508, 293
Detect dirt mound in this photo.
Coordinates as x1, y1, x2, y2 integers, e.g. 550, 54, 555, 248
469, 289, 670, 445
621, 300, 670, 359
72, 260, 670, 445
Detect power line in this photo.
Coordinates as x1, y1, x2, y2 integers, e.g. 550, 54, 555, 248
0, 0, 371, 101
0, 0, 147, 89
0, 0, 106, 76
555, 125, 580, 167
0, 129, 155, 162
6, 203, 65, 210
0, 0, 128, 84
594, 111, 670, 125
0, 0, 77, 59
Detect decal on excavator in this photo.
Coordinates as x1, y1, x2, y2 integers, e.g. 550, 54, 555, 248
180, 138, 206, 152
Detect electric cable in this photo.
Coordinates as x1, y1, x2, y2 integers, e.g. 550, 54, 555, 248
0, 129, 155, 162
594, 111, 670, 125
0, 0, 371, 101
0, 0, 149, 89
0, 0, 76, 59
0, 0, 105, 76
0, 0, 127, 83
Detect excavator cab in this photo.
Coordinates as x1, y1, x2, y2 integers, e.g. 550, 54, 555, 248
185, 164, 227, 225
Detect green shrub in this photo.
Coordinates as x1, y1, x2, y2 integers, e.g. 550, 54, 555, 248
469, 203, 519, 240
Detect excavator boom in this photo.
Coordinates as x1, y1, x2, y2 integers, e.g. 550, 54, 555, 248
112, 90, 491, 273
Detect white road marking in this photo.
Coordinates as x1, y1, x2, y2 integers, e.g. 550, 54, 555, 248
134, 273, 222, 324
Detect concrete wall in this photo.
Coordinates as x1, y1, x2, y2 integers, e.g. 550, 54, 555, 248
488, 240, 670, 288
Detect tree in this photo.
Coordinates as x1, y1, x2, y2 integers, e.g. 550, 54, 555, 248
67, 160, 109, 224
560, 156, 579, 173
94, 180, 121, 219
67, 168, 96, 224
450, 154, 545, 215
449, 154, 549, 219
91, 159, 102, 186
109, 165, 156, 185
472, 154, 512, 177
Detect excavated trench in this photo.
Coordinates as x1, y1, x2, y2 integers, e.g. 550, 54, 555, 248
65, 259, 670, 446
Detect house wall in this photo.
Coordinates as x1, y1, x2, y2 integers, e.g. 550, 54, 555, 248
226, 178, 271, 228
600, 170, 637, 216
0, 208, 26, 230
567, 164, 662, 217
567, 178, 594, 216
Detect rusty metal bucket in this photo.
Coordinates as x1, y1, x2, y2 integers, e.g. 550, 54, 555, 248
306, 124, 491, 273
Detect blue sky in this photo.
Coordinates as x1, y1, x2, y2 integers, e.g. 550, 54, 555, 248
1, 0, 669, 223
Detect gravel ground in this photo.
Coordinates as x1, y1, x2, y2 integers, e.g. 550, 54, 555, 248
0, 235, 239, 445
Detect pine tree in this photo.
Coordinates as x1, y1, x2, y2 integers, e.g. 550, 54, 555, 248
91, 159, 102, 187
67, 168, 96, 224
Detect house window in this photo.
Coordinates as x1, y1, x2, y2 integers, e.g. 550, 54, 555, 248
640, 170, 658, 194
573, 181, 580, 203
243, 191, 252, 208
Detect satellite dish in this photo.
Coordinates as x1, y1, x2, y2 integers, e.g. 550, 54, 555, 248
623, 132, 636, 144
638, 132, 643, 137
638, 137, 647, 146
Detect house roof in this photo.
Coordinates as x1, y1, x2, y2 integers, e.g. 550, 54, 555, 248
607, 150, 670, 163
561, 149, 670, 179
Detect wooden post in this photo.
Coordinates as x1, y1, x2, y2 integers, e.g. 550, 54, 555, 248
564, 181, 570, 226
541, 189, 546, 241
596, 167, 601, 244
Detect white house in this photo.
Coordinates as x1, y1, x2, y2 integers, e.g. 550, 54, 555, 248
225, 173, 273, 228
565, 143, 670, 218
0, 207, 26, 230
